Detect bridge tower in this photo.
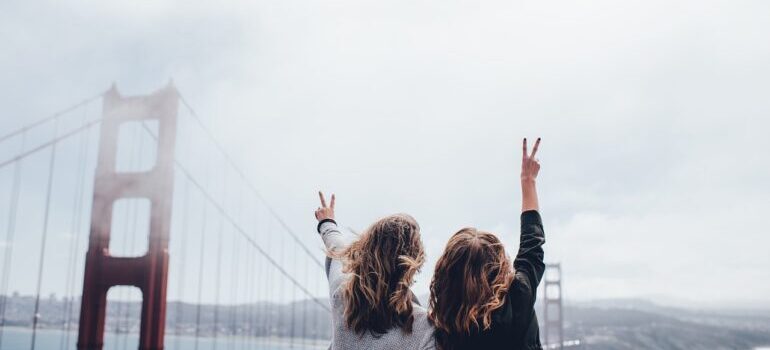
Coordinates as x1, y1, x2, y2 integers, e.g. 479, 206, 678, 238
543, 263, 564, 350
77, 84, 178, 350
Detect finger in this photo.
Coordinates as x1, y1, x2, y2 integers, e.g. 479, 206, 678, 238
330, 194, 336, 209
522, 138, 528, 159
319, 191, 327, 207
530, 137, 541, 158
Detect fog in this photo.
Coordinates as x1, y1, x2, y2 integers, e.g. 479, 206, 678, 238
1, 0, 769, 310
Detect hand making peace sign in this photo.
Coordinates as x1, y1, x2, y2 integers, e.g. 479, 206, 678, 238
521, 137, 541, 183
315, 191, 336, 221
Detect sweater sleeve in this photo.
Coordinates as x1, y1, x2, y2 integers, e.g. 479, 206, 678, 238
513, 210, 546, 299
317, 220, 356, 298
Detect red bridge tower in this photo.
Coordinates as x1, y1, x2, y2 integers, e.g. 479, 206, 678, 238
77, 84, 178, 350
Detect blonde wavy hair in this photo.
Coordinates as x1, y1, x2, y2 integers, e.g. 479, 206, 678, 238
428, 228, 514, 350
336, 213, 425, 336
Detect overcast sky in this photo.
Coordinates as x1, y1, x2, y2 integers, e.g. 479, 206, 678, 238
1, 0, 769, 309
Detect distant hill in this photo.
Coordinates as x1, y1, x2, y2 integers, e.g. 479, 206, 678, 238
558, 299, 770, 349
3, 294, 770, 349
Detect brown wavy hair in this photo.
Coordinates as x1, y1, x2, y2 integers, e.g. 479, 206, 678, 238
428, 228, 515, 350
335, 213, 425, 336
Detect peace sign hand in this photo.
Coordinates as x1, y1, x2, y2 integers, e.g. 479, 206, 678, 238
521, 137, 541, 183
315, 191, 336, 221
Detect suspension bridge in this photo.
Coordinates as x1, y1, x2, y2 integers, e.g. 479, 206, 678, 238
0, 83, 332, 350
0, 83, 571, 350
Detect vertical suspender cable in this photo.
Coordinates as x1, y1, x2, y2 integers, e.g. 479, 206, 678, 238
245, 193, 257, 350
0, 132, 26, 350
213, 213, 223, 350
302, 247, 308, 344
173, 115, 191, 350
177, 97, 324, 269
244, 226, 254, 350
229, 185, 244, 350
227, 226, 237, 349
266, 216, 274, 343
193, 149, 211, 350
64, 120, 94, 348
278, 219, 286, 344
174, 179, 190, 350
213, 165, 228, 350
59, 104, 92, 350
30, 118, 61, 350
290, 246, 296, 348
64, 121, 97, 344
256, 205, 267, 347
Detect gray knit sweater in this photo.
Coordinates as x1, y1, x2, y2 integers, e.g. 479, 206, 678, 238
318, 220, 436, 350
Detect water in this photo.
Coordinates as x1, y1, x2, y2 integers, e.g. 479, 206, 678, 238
0, 328, 328, 350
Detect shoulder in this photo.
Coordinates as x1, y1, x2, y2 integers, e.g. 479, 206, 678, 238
411, 304, 437, 348
509, 272, 535, 303
411, 304, 431, 327
329, 274, 352, 312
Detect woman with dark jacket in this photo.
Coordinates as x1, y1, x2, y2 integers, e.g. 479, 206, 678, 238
429, 137, 546, 350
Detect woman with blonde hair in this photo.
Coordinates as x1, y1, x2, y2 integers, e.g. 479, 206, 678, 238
314, 192, 435, 350
429, 137, 546, 350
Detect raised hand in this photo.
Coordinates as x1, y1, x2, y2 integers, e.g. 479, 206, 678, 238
521, 137, 541, 183
521, 138, 541, 212
315, 191, 336, 221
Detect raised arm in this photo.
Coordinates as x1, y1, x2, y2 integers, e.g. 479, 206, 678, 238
315, 191, 351, 252
514, 138, 546, 294
314, 191, 355, 287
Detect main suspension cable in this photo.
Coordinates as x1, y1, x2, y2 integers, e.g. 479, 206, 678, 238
177, 94, 323, 268
0, 92, 103, 144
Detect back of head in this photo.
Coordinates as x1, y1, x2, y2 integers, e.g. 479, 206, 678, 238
429, 228, 514, 350
338, 213, 425, 336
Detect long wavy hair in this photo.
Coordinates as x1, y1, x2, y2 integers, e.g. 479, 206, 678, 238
335, 213, 425, 336
428, 228, 515, 350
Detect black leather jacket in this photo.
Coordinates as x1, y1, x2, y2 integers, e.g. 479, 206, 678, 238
441, 210, 546, 349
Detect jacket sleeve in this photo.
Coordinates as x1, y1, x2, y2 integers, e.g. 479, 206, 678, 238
513, 210, 546, 298
317, 219, 356, 298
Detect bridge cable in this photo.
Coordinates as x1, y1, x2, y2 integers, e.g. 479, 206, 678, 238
30, 117, 61, 350
229, 182, 245, 349
213, 162, 229, 350
64, 129, 93, 347
0, 92, 103, 145
302, 242, 309, 344
243, 213, 254, 349
227, 219, 240, 349
59, 103, 92, 350
267, 216, 276, 339
288, 231, 295, 347
177, 95, 324, 269
244, 185, 256, 349
174, 178, 191, 350
0, 132, 26, 350
0, 118, 103, 171
139, 123, 331, 311
193, 146, 212, 350
256, 205, 268, 346
277, 218, 285, 341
